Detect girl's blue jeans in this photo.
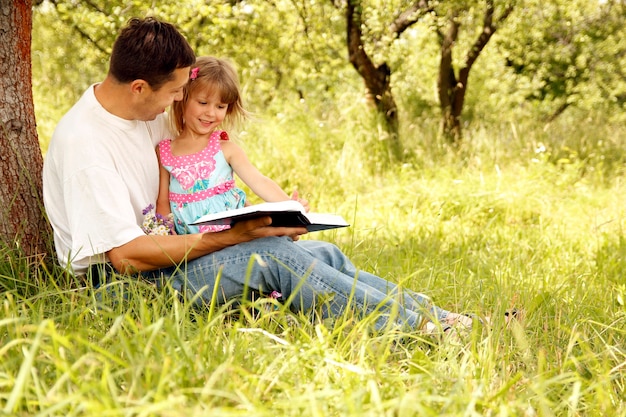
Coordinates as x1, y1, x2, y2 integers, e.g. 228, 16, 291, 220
138, 236, 451, 331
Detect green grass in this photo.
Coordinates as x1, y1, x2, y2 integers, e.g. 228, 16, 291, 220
3, 108, 626, 415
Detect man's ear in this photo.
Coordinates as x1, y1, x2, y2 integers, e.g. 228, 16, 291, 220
130, 79, 149, 95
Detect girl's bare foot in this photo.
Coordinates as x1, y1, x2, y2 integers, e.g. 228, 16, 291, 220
444, 312, 474, 328
444, 310, 519, 329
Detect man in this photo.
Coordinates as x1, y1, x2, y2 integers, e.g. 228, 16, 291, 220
43, 17, 470, 333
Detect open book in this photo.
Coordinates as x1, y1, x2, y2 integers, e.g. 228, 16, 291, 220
190, 200, 349, 232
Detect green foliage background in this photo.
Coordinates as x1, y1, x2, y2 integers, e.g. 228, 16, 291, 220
33, 0, 626, 167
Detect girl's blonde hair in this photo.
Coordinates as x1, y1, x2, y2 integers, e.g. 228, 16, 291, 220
170, 56, 247, 136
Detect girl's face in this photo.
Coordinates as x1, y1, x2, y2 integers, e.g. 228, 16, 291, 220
183, 86, 228, 135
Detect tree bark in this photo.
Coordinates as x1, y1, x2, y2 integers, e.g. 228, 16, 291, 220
438, 14, 463, 143
346, 0, 402, 160
0, 0, 52, 263
437, 0, 514, 143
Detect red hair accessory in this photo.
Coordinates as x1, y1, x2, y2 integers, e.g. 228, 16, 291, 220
190, 67, 199, 80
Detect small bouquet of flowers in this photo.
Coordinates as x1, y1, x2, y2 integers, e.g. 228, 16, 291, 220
141, 204, 175, 235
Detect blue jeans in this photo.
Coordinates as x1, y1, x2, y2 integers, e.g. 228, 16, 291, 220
142, 237, 451, 331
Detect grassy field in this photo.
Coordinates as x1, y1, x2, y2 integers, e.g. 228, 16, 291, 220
1, 110, 625, 416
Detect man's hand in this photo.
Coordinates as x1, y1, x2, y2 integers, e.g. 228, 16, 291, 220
224, 216, 308, 242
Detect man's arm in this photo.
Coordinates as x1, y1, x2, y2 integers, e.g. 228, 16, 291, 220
107, 217, 307, 273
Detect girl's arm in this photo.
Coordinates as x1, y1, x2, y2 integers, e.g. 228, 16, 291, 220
156, 163, 172, 217
222, 140, 290, 202
156, 148, 176, 235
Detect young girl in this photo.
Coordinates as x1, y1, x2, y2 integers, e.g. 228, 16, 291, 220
156, 56, 307, 234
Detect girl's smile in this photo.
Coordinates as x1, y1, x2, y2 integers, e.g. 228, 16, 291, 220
184, 90, 229, 135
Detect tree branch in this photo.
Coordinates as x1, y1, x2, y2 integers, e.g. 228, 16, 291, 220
346, 0, 376, 76
462, 0, 514, 79
48, 0, 109, 55
389, 0, 433, 37
81, 0, 107, 15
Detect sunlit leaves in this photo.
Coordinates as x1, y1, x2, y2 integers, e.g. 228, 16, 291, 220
497, 0, 626, 120
31, 0, 626, 148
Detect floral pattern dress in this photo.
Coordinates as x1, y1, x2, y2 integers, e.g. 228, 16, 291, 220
158, 130, 246, 234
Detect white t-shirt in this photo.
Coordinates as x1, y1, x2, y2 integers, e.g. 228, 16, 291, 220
43, 84, 171, 274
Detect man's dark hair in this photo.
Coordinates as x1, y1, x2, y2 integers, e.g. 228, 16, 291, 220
109, 17, 196, 90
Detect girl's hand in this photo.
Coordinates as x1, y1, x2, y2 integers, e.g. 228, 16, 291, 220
290, 190, 310, 212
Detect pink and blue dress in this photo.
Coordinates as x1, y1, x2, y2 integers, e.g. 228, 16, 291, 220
158, 130, 246, 234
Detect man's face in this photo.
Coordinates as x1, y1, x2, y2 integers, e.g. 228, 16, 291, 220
137, 67, 190, 121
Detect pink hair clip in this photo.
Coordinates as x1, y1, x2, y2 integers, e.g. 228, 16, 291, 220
190, 67, 199, 80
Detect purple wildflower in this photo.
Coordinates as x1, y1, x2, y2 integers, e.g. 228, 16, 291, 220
142, 204, 154, 215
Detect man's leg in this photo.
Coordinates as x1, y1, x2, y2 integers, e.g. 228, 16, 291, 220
295, 240, 452, 323
145, 236, 442, 330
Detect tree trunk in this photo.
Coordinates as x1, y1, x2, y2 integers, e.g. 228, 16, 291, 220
0, 0, 51, 263
346, 0, 402, 161
437, 1, 514, 144
437, 17, 464, 143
